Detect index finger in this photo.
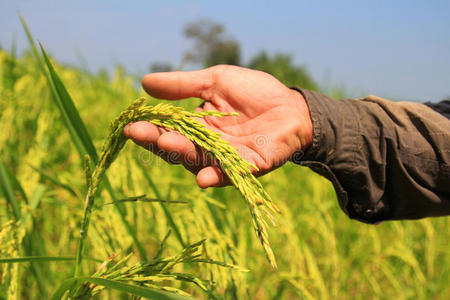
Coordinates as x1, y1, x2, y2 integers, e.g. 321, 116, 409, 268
142, 67, 216, 100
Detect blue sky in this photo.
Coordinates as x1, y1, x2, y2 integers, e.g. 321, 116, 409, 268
1, 0, 449, 101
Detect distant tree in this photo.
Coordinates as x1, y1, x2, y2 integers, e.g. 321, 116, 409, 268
248, 51, 318, 90
183, 19, 241, 67
150, 62, 174, 73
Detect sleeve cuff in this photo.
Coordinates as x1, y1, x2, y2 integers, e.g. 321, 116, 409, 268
290, 88, 359, 164
289, 88, 379, 223
290, 87, 324, 162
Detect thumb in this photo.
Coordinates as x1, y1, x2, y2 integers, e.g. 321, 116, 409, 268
142, 67, 216, 100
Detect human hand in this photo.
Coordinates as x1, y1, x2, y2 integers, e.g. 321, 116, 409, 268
124, 65, 312, 188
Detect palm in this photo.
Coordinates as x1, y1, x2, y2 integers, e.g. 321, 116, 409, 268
197, 66, 306, 174
126, 65, 312, 187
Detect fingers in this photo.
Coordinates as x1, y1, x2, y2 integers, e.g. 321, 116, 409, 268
157, 132, 198, 166
142, 68, 216, 100
124, 121, 201, 167
124, 120, 232, 189
197, 166, 229, 188
124, 121, 165, 149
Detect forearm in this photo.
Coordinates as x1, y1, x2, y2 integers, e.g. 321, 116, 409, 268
292, 88, 450, 223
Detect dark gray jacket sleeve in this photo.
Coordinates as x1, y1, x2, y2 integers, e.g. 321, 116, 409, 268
291, 88, 450, 224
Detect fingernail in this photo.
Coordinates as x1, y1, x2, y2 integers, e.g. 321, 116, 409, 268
124, 123, 132, 137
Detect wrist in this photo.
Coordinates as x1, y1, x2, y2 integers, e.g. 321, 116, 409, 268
290, 89, 313, 150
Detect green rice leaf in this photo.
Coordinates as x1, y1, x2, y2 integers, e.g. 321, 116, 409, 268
0, 256, 75, 263
18, 13, 48, 77
51, 277, 194, 300
0, 158, 21, 219
19, 14, 86, 157
28, 164, 78, 197
104, 194, 187, 205
0, 256, 101, 264
39, 44, 97, 161
30, 184, 46, 210
36, 42, 146, 261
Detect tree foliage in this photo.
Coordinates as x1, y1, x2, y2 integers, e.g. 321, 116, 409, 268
150, 62, 174, 73
183, 19, 240, 67
248, 51, 318, 90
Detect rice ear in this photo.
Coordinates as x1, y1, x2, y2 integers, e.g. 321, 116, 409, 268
76, 98, 278, 276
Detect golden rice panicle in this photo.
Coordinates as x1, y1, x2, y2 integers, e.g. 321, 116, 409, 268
133, 98, 278, 268
81, 98, 279, 269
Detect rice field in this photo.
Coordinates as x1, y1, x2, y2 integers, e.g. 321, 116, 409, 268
0, 21, 449, 299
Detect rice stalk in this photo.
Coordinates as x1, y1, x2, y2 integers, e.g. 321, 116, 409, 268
75, 98, 279, 278
70, 239, 244, 299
